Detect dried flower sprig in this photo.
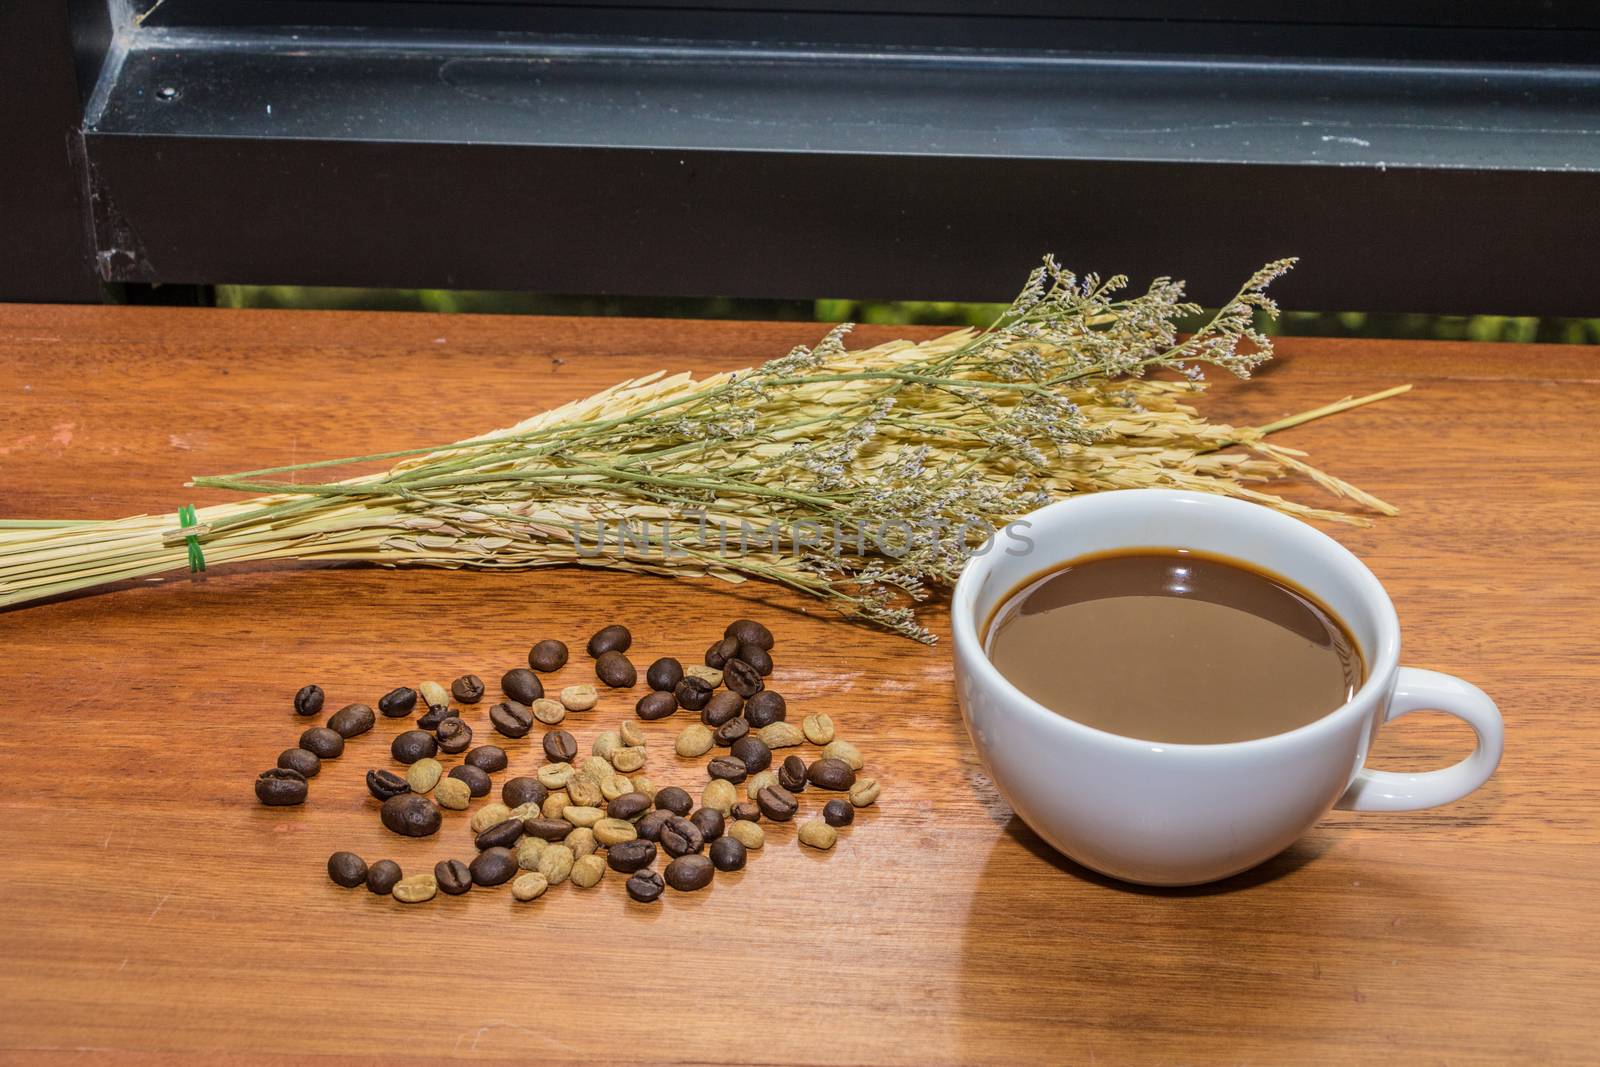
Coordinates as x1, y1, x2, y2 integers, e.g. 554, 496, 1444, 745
0, 258, 1404, 638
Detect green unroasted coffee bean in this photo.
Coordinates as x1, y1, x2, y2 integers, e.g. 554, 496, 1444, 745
758, 722, 804, 749
531, 698, 567, 726
393, 873, 438, 903
593, 817, 638, 846
538, 762, 575, 789
600, 775, 632, 802
566, 776, 604, 807
685, 664, 722, 688
676, 724, 714, 758
849, 777, 880, 807
592, 731, 621, 759
516, 836, 548, 869
538, 844, 574, 885
802, 713, 835, 745
541, 793, 569, 820
565, 826, 597, 859
511, 872, 549, 901
631, 775, 657, 800
435, 777, 471, 810
745, 769, 779, 800
418, 681, 451, 709
728, 819, 765, 850
612, 746, 647, 773
798, 819, 838, 850
471, 802, 513, 834
563, 805, 604, 828
702, 779, 737, 814
619, 720, 646, 747
561, 684, 599, 712
571, 853, 607, 888
406, 757, 443, 794
821, 740, 863, 771
580, 755, 615, 783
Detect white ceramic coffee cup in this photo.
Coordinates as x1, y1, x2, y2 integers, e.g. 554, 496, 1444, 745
952, 489, 1503, 886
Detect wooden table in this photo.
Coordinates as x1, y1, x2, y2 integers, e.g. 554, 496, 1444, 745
1, 306, 1596, 1065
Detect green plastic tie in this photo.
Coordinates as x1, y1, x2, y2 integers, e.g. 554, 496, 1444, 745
178, 504, 206, 573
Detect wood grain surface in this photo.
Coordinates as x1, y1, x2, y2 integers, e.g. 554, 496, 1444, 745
1, 305, 1596, 1065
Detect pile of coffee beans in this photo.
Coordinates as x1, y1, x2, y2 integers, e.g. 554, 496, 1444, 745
254, 618, 879, 906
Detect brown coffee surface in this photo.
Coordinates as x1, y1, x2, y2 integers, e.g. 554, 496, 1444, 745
986, 550, 1362, 744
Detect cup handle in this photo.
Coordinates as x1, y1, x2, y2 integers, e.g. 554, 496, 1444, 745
1335, 667, 1504, 812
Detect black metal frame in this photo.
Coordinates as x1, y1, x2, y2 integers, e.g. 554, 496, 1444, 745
6, 1, 1600, 313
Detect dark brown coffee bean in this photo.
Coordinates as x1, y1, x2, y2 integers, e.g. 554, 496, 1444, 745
327, 851, 367, 888
606, 838, 658, 874
451, 674, 485, 703
702, 691, 743, 727
636, 809, 673, 841
470, 847, 518, 886
366, 859, 402, 895
730, 800, 761, 823
626, 869, 665, 903
255, 767, 307, 806
710, 836, 747, 872
501, 776, 547, 808
756, 784, 798, 821
587, 624, 633, 657
743, 690, 786, 728
737, 644, 774, 676
328, 703, 375, 738
607, 792, 652, 821
823, 798, 855, 826
298, 727, 344, 759
713, 717, 749, 746
664, 854, 714, 892
527, 639, 569, 672
390, 729, 437, 764
542, 730, 578, 763
489, 701, 534, 738
595, 650, 637, 688
523, 817, 574, 841
501, 668, 544, 704
366, 768, 411, 801
660, 815, 705, 857
294, 684, 324, 717
277, 747, 320, 778
381, 793, 441, 837
447, 764, 491, 798
705, 635, 740, 669
689, 807, 725, 842
417, 703, 451, 729
778, 754, 808, 793
466, 745, 508, 772
724, 658, 764, 697
725, 618, 774, 650
635, 691, 677, 721
654, 786, 693, 817
435, 858, 472, 895
378, 688, 417, 717
436, 717, 472, 754
730, 736, 771, 774
806, 757, 857, 791
646, 657, 684, 691
476, 818, 525, 850
707, 756, 747, 784
674, 676, 713, 711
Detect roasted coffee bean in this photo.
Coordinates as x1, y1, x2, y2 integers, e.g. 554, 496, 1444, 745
723, 658, 764, 698
636, 809, 673, 841
435, 858, 472, 895
607, 838, 658, 874
778, 754, 809, 793
743, 690, 786, 728
470, 847, 518, 886
528, 639, 569, 672
659, 815, 705, 857
799, 819, 838, 850
702, 691, 744, 727
523, 817, 574, 841
710, 836, 747, 872
542, 730, 578, 763
417, 703, 451, 729
673, 676, 713, 712
447, 764, 492, 798
705, 635, 740, 669
381, 793, 441, 837
391, 729, 438, 764
293, 684, 324, 717
255, 767, 307, 806
366, 859, 402, 895
501, 668, 544, 704
451, 674, 485, 704
729, 736, 772, 774
407, 758, 443, 793
328, 702, 376, 738
756, 784, 799, 822
393, 873, 438, 904
366, 768, 411, 801
487, 700, 533, 739
738, 644, 774, 676
466, 745, 508, 773
664, 854, 715, 892
730, 800, 761, 823
646, 657, 684, 692
277, 747, 320, 779
502, 776, 547, 809
298, 727, 344, 760
713, 717, 750, 746
824, 798, 855, 826
654, 786, 693, 817
607, 792, 653, 821
587, 624, 632, 657
806, 757, 857, 791
435, 717, 472, 755
626, 869, 665, 903
726, 618, 774, 649
595, 650, 637, 688
635, 691, 677, 721
689, 807, 725, 842
378, 688, 417, 718
327, 851, 368, 888
707, 756, 748, 784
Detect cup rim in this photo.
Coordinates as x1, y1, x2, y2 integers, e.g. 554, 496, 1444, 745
951, 489, 1402, 753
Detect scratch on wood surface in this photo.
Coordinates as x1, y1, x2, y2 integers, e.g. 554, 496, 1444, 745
146, 892, 172, 920
456, 1021, 580, 1055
